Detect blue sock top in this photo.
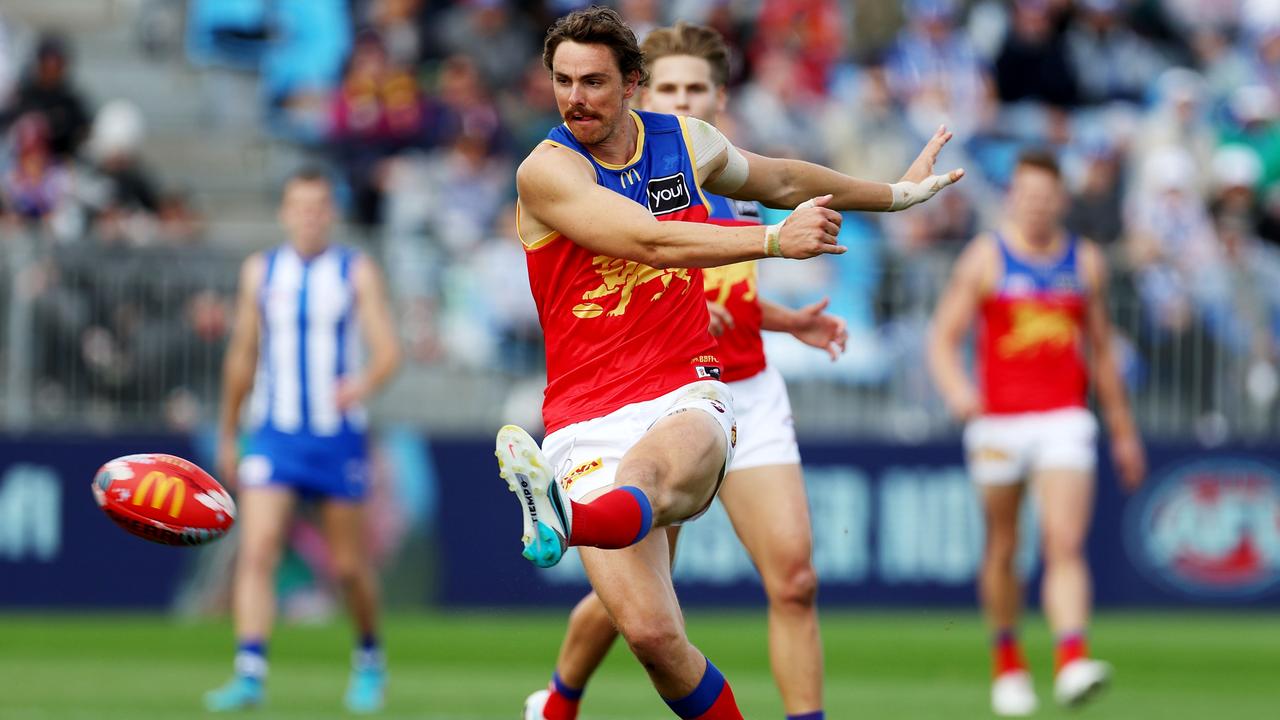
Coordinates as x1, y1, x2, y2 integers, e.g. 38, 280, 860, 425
663, 657, 725, 719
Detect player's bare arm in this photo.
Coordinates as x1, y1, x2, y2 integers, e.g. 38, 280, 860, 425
336, 256, 402, 411
217, 253, 266, 487
696, 122, 964, 212
1080, 241, 1146, 491
928, 236, 996, 421
516, 143, 845, 269
760, 297, 848, 361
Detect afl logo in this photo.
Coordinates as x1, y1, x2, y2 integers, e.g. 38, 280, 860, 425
1124, 458, 1280, 599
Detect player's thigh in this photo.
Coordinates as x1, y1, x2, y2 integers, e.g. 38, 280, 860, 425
319, 499, 368, 569
621, 407, 727, 507
980, 482, 1025, 547
1032, 468, 1095, 555
235, 486, 296, 561
718, 463, 813, 586
579, 531, 681, 634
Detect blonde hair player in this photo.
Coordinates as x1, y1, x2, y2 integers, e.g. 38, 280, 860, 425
524, 20, 844, 720
928, 150, 1145, 716
500, 8, 961, 720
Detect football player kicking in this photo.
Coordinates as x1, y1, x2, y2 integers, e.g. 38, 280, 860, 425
500, 7, 962, 720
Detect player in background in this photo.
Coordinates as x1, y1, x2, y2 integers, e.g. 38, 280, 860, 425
927, 151, 1145, 716
524, 22, 843, 720
205, 168, 402, 714
501, 8, 962, 719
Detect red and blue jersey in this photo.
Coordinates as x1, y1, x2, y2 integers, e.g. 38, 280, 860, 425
978, 233, 1088, 414
701, 194, 766, 382
524, 110, 721, 433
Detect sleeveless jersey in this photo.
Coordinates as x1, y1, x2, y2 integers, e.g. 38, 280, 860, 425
701, 194, 766, 382
526, 110, 720, 433
248, 244, 368, 438
978, 233, 1088, 414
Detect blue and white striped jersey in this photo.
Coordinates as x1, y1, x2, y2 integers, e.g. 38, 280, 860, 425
247, 244, 367, 438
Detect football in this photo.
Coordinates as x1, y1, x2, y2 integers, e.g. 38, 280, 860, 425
92, 453, 236, 546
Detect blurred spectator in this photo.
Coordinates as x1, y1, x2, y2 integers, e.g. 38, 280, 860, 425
1067, 0, 1170, 105
1130, 68, 1216, 196
81, 99, 161, 246
749, 0, 846, 96
435, 0, 535, 89
361, 0, 431, 67
619, 0, 663, 42
329, 31, 433, 226
882, 0, 996, 142
1065, 141, 1126, 245
1127, 147, 1230, 338
731, 48, 827, 161
500, 57, 562, 157
154, 189, 207, 245
0, 112, 73, 231
994, 0, 1078, 108
0, 33, 91, 159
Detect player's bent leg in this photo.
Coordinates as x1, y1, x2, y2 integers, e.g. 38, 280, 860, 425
718, 463, 823, 717
1033, 468, 1110, 707
580, 536, 743, 718
615, 407, 730, 527
205, 485, 295, 712
322, 500, 386, 715
979, 482, 1036, 717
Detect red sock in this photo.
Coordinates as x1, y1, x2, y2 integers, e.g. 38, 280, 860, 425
568, 486, 652, 549
692, 683, 742, 720
542, 673, 582, 720
993, 629, 1027, 676
1056, 632, 1088, 673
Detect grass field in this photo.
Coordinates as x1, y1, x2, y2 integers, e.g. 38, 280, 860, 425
0, 610, 1276, 719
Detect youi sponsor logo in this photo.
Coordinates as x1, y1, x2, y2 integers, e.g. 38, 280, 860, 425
1125, 458, 1280, 599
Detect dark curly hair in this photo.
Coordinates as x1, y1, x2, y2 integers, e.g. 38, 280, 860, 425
543, 6, 647, 85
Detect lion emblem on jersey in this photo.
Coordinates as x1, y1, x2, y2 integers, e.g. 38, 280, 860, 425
572, 256, 693, 318
702, 261, 758, 307
998, 303, 1078, 357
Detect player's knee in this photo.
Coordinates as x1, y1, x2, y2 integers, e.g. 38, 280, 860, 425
329, 554, 364, 588
619, 618, 684, 668
983, 533, 1018, 567
1042, 532, 1084, 564
766, 557, 818, 610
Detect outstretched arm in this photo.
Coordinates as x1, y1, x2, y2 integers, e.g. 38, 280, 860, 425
694, 121, 964, 212
517, 144, 845, 268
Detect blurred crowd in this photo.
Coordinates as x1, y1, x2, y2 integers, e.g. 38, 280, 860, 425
0, 14, 222, 428
4, 0, 1280, 436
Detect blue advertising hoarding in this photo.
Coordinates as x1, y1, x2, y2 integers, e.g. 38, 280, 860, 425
435, 439, 1280, 608
3, 434, 1278, 609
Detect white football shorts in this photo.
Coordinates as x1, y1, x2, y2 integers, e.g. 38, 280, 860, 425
964, 407, 1098, 486
726, 365, 801, 472
542, 380, 737, 504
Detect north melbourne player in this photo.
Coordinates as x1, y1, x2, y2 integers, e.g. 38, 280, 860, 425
928, 150, 1145, 716
206, 169, 401, 714
500, 8, 962, 719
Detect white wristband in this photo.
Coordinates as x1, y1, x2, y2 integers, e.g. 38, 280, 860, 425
889, 174, 955, 211
763, 223, 783, 257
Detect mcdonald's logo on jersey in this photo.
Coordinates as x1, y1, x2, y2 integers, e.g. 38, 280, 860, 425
132, 471, 185, 519
619, 168, 642, 188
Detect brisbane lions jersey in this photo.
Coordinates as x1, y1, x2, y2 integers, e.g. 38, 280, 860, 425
701, 194, 766, 382
978, 233, 1088, 415
523, 110, 721, 433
